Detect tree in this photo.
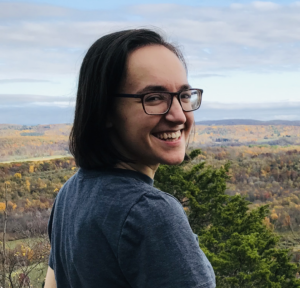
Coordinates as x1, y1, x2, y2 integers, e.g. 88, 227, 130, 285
0, 183, 50, 288
154, 149, 300, 287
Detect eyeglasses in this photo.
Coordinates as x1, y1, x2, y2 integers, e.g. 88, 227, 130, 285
114, 88, 203, 115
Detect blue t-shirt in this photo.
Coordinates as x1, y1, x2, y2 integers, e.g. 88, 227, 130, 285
48, 167, 216, 288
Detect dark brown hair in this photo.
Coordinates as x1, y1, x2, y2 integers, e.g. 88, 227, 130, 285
69, 29, 187, 169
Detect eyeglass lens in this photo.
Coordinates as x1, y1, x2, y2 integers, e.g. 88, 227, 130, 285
143, 89, 201, 115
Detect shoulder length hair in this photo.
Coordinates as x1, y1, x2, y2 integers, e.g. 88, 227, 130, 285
69, 28, 187, 169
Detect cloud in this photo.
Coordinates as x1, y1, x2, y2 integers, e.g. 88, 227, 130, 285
0, 1, 300, 125
189, 73, 226, 78
1, 1, 300, 78
251, 1, 280, 11
202, 100, 300, 110
194, 100, 300, 121
0, 79, 53, 84
0, 94, 74, 105
0, 105, 74, 125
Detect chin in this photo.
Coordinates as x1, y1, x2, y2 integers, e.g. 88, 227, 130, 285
159, 154, 185, 165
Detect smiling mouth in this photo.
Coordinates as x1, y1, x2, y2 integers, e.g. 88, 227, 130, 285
152, 130, 182, 141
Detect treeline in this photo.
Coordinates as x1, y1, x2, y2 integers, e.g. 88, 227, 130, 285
192, 125, 300, 147
0, 158, 77, 240
192, 145, 300, 232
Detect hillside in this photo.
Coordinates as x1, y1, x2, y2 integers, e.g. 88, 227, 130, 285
196, 119, 300, 126
1, 145, 300, 260
1, 122, 300, 163
0, 124, 71, 162
191, 124, 300, 147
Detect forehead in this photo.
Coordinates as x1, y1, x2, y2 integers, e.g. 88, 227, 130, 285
122, 45, 188, 93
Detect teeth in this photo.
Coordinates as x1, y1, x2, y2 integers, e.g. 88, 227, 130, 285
154, 130, 181, 140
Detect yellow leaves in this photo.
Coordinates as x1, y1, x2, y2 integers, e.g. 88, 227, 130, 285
263, 217, 274, 231
0, 202, 6, 211
53, 188, 59, 192
29, 165, 35, 173
260, 169, 267, 177
25, 198, 32, 209
18, 244, 34, 260
25, 179, 31, 191
271, 213, 278, 220
14, 172, 22, 179
25, 199, 50, 210
8, 201, 17, 210
71, 167, 77, 170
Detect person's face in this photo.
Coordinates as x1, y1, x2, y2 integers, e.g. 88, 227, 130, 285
109, 44, 194, 167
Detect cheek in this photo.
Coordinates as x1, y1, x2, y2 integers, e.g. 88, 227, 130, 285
114, 106, 157, 141
185, 112, 194, 134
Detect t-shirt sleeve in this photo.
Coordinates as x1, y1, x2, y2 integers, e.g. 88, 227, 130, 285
117, 192, 216, 288
47, 198, 56, 269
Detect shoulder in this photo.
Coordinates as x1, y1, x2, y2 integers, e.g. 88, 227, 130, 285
134, 188, 185, 217
121, 187, 188, 234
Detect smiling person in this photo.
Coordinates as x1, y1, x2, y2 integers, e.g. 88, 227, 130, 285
45, 29, 216, 288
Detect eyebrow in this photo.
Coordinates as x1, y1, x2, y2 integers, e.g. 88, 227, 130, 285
136, 84, 191, 94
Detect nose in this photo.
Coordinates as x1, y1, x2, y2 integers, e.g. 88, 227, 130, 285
164, 96, 186, 124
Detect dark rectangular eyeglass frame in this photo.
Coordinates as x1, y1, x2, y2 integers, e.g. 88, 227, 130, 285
114, 88, 203, 115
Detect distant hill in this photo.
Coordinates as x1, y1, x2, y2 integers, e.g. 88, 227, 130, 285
196, 119, 300, 126
1, 121, 300, 162
0, 123, 72, 162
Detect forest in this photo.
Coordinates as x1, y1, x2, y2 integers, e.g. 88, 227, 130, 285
1, 123, 300, 162
1, 145, 300, 236
0, 124, 300, 286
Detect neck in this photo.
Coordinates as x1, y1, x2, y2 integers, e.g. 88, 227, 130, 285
114, 162, 159, 179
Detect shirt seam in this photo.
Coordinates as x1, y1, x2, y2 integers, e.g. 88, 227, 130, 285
116, 185, 185, 261
116, 183, 148, 261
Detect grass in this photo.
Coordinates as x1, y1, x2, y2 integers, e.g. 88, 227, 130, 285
6, 237, 43, 249
1, 154, 70, 164
4, 237, 48, 287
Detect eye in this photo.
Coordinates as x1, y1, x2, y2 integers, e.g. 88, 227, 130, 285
144, 93, 169, 103
180, 93, 191, 99
180, 92, 192, 102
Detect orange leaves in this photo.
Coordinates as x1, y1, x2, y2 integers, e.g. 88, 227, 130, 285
271, 213, 278, 220
283, 215, 291, 227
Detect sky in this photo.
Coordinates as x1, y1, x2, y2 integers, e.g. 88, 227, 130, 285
0, 0, 300, 124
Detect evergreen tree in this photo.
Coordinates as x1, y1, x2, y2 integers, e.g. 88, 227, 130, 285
154, 149, 300, 287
